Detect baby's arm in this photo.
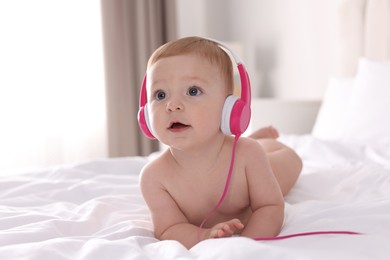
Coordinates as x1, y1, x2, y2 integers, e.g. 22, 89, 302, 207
239, 139, 285, 238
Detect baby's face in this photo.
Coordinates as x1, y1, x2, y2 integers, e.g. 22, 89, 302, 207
146, 53, 227, 149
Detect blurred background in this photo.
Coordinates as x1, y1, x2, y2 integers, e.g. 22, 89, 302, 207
0, 0, 339, 175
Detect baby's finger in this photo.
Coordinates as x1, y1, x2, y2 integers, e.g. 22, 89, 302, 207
233, 221, 245, 230
222, 224, 234, 236
209, 228, 219, 238
210, 227, 229, 238
228, 219, 244, 230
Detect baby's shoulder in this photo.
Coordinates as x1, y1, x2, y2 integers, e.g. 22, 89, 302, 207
140, 151, 171, 182
235, 136, 267, 160
236, 136, 264, 151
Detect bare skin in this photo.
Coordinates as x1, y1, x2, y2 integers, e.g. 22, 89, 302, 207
139, 53, 302, 249
141, 127, 302, 248
199, 126, 300, 240
249, 126, 302, 196
205, 127, 301, 240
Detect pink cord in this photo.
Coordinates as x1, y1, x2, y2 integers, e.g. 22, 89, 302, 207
197, 134, 362, 242
197, 135, 241, 241
254, 230, 362, 241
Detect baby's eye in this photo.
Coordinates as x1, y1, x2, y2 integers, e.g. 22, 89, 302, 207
154, 90, 166, 100
187, 86, 202, 96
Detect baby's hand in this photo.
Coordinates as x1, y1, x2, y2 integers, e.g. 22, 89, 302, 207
208, 219, 244, 239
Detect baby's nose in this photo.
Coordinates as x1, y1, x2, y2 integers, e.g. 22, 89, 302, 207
166, 100, 184, 112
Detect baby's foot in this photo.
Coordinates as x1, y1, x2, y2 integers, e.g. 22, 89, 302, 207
249, 126, 279, 139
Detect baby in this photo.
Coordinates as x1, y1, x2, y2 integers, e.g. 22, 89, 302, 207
139, 36, 302, 249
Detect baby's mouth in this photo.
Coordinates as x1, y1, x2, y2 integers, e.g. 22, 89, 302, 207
168, 122, 190, 130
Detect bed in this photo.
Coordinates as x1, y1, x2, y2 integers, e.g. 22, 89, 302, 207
1, 1, 390, 259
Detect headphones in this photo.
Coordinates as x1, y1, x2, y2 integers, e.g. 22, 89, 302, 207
138, 38, 251, 139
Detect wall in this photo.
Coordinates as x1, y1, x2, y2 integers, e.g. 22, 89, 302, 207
176, 0, 334, 100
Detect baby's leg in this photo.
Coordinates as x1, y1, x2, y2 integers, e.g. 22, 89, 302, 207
260, 139, 302, 195
249, 127, 302, 196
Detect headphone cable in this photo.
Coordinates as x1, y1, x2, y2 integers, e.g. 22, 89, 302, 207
197, 134, 241, 241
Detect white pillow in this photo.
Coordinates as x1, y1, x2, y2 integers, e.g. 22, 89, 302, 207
340, 58, 390, 145
312, 77, 353, 140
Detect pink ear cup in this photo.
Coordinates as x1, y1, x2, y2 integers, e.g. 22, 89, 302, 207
138, 104, 155, 139
138, 75, 156, 139
230, 99, 251, 136
221, 95, 251, 136
229, 63, 251, 136
221, 62, 251, 136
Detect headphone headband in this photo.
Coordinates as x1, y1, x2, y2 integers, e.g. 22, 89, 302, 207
203, 38, 245, 65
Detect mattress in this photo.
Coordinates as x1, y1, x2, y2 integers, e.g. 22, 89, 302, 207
1, 135, 389, 259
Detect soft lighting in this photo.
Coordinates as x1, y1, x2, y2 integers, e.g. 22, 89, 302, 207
0, 0, 107, 175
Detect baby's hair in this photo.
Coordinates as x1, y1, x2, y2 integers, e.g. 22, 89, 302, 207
147, 36, 234, 95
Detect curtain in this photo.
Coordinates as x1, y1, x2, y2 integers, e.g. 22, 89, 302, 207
100, 0, 177, 157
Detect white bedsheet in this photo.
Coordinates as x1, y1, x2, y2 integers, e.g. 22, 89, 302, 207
1, 135, 389, 259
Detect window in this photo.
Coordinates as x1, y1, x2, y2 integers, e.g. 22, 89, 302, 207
0, 0, 107, 175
